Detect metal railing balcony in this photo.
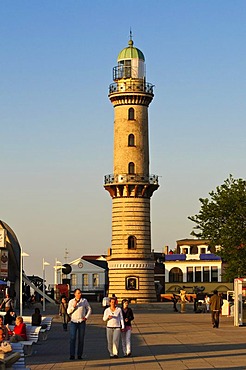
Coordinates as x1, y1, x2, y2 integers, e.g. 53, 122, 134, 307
109, 81, 154, 95
104, 173, 158, 185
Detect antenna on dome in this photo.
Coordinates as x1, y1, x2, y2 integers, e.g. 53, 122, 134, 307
129, 28, 133, 47
129, 28, 133, 41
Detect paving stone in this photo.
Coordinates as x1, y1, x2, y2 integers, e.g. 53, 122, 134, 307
23, 301, 246, 370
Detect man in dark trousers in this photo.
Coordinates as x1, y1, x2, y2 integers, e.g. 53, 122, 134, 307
67, 288, 92, 360
209, 290, 223, 328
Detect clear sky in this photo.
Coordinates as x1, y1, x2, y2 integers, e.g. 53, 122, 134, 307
1, 0, 245, 284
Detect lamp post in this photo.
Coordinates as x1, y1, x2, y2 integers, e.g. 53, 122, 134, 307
54, 259, 62, 285
20, 250, 29, 317
42, 258, 50, 312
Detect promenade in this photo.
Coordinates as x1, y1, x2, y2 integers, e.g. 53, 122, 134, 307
25, 302, 246, 370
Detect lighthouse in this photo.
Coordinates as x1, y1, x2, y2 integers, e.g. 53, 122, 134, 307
104, 35, 159, 303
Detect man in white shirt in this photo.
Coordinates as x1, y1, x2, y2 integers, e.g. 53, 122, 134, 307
67, 288, 92, 360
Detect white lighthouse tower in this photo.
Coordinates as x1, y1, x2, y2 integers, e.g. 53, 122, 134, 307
104, 35, 159, 302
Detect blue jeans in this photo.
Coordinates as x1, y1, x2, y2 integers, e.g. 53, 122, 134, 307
70, 321, 86, 357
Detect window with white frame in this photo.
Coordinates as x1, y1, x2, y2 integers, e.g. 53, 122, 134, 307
93, 273, 99, 287
71, 274, 77, 287
82, 274, 89, 287
187, 267, 193, 282
211, 267, 218, 282
195, 267, 201, 282
203, 266, 209, 282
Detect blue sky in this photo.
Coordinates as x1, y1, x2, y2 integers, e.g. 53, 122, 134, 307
1, 0, 245, 284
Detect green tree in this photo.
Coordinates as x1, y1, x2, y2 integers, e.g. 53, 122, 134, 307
188, 175, 246, 281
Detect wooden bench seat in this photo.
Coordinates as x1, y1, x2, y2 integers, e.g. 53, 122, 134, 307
9, 325, 41, 356
39, 317, 53, 341
0, 351, 21, 370
10, 343, 29, 369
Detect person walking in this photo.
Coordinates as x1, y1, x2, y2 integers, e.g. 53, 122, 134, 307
210, 290, 223, 328
103, 297, 124, 358
121, 299, 134, 357
0, 293, 14, 312
180, 289, 188, 313
67, 288, 92, 360
59, 296, 70, 331
172, 294, 179, 312
204, 295, 210, 313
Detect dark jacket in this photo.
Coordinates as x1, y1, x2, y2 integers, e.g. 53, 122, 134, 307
122, 307, 134, 327
32, 312, 42, 326
210, 294, 223, 311
59, 302, 68, 315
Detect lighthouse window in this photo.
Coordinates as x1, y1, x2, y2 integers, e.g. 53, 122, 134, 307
128, 162, 135, 174
128, 235, 136, 249
126, 276, 138, 290
128, 108, 135, 120
128, 134, 135, 146
124, 60, 131, 78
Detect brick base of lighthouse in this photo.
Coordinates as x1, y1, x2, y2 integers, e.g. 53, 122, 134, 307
107, 196, 156, 303
108, 260, 156, 303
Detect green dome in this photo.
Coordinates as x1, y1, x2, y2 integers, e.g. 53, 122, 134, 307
117, 39, 145, 62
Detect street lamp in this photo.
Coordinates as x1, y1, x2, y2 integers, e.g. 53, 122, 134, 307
54, 258, 62, 286
20, 250, 29, 317
42, 258, 50, 312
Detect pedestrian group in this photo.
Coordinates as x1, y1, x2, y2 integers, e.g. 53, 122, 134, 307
65, 289, 134, 360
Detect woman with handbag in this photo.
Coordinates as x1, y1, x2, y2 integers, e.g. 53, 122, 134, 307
0, 293, 13, 312
59, 296, 70, 331
121, 299, 134, 357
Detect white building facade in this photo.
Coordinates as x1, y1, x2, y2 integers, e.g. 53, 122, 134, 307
57, 257, 107, 298
164, 239, 232, 294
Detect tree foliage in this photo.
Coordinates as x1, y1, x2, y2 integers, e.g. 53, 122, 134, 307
188, 175, 246, 281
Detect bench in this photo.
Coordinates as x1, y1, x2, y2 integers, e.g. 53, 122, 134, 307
9, 325, 41, 356
39, 317, 53, 341
15, 316, 53, 341
0, 352, 21, 370
20, 317, 31, 325
11, 343, 29, 369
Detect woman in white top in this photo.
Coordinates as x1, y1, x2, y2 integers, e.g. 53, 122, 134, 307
103, 297, 124, 358
204, 295, 210, 313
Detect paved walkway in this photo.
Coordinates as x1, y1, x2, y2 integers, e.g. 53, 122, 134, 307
25, 302, 246, 370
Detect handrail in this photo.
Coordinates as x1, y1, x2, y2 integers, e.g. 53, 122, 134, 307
109, 81, 154, 95
104, 173, 158, 185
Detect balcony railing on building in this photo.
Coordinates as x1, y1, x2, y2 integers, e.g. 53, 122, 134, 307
165, 253, 221, 261
109, 81, 154, 95
104, 173, 158, 185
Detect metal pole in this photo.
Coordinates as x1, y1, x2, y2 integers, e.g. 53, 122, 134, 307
42, 258, 45, 312
20, 248, 23, 316
54, 259, 57, 286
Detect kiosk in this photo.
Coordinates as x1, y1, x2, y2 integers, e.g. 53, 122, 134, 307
234, 278, 246, 326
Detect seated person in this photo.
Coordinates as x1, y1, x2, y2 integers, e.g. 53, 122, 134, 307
0, 327, 21, 365
9, 316, 27, 342
32, 307, 42, 326
4, 309, 16, 325
0, 315, 9, 340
